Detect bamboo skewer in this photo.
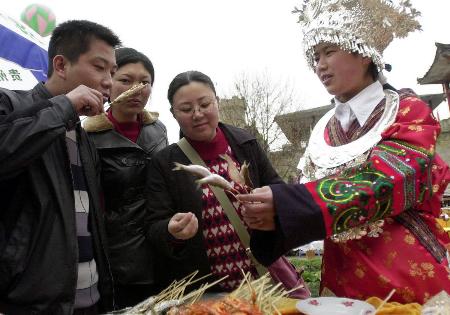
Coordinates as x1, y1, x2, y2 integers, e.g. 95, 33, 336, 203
375, 289, 396, 313
110, 271, 290, 314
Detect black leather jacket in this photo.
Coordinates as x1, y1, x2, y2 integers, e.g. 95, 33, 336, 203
0, 83, 114, 314
84, 111, 167, 285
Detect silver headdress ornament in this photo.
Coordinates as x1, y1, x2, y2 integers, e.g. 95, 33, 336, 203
293, 0, 421, 72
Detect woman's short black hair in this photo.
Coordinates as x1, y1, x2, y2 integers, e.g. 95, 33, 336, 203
115, 47, 155, 85
167, 70, 216, 106
368, 61, 379, 81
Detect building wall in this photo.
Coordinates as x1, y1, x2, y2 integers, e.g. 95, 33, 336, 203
218, 96, 246, 128
268, 145, 304, 181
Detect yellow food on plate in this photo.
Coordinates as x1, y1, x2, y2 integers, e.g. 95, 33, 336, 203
273, 297, 301, 315
366, 296, 421, 315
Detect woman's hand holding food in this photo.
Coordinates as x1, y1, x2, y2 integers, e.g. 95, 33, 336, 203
238, 186, 276, 231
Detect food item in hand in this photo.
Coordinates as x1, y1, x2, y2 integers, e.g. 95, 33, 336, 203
196, 174, 238, 194
220, 154, 245, 185
173, 162, 212, 178
110, 83, 147, 105
219, 154, 253, 191
172, 162, 238, 194
240, 161, 253, 189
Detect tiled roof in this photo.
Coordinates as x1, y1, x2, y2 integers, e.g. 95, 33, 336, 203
418, 42, 450, 84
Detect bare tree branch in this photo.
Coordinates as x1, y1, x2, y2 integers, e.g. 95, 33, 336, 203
220, 70, 304, 179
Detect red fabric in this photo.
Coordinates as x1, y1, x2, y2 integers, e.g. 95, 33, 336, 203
305, 94, 450, 303
187, 128, 227, 161
107, 110, 141, 143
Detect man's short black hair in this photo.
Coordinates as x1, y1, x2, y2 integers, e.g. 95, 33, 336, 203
47, 20, 121, 77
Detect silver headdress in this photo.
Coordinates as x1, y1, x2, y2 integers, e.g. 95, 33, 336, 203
293, 0, 421, 71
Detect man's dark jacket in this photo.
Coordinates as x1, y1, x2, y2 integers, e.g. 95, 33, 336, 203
0, 83, 114, 314
145, 123, 283, 290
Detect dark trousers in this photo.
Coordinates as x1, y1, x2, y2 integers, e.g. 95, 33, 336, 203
73, 303, 98, 315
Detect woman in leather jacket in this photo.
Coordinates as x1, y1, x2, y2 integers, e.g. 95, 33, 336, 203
84, 47, 168, 309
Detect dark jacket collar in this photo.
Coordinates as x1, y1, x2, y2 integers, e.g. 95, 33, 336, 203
213, 122, 257, 167
218, 122, 255, 146
32, 82, 53, 100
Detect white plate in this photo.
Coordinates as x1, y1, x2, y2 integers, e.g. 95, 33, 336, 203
296, 297, 376, 315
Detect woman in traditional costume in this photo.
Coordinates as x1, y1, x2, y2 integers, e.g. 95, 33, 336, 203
239, 0, 450, 303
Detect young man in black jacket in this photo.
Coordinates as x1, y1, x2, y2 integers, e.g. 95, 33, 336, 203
0, 20, 121, 314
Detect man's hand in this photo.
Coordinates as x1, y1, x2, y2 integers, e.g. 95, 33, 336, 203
168, 212, 198, 240
66, 85, 105, 116
238, 186, 276, 231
